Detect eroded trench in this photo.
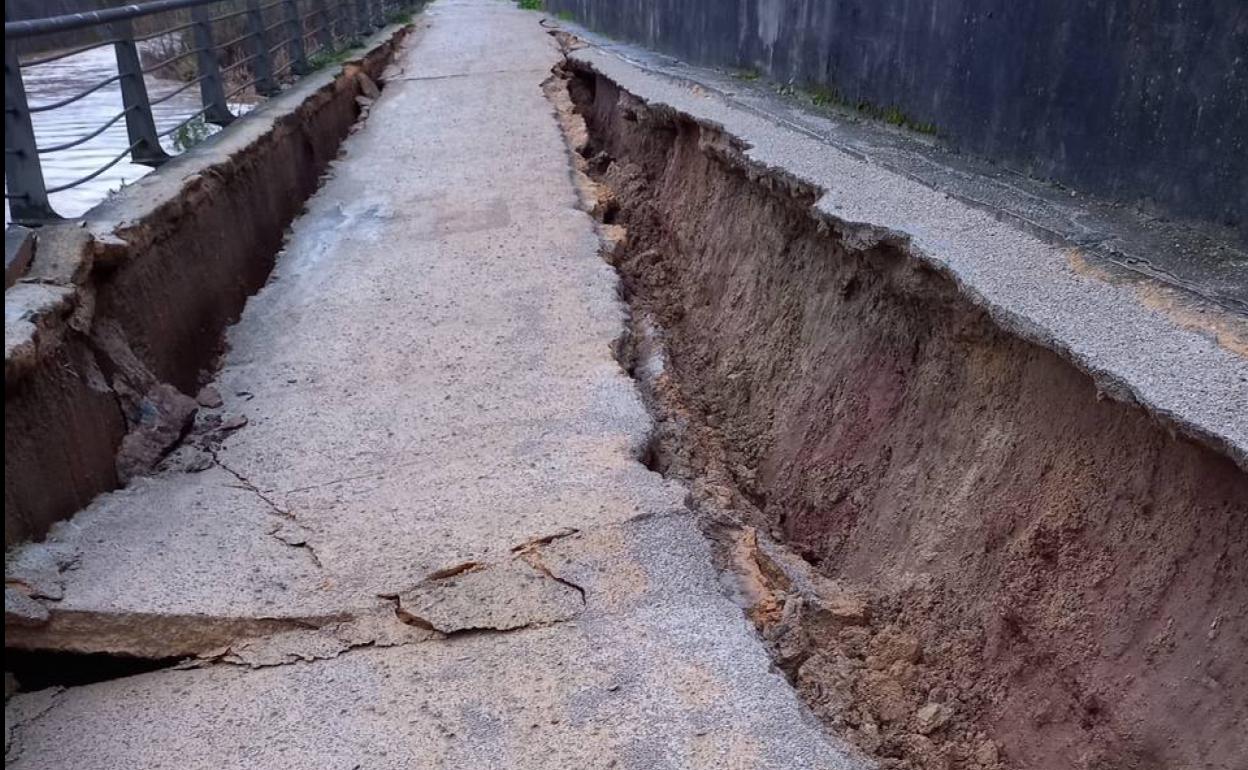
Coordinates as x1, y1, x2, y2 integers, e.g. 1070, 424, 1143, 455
6, 33, 1246, 768
548, 58, 1248, 770
4, 55, 403, 694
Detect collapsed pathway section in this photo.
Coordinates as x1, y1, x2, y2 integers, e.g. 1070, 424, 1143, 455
553, 43, 1248, 770
5, 2, 859, 768
5, 25, 410, 548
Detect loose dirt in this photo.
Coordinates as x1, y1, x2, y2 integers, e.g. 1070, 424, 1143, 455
547, 60, 1248, 770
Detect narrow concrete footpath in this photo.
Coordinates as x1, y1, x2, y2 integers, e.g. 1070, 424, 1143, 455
5, 1, 858, 768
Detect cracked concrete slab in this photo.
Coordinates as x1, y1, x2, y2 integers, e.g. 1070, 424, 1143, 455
392, 558, 584, 633
5, 1, 861, 766
6, 0, 681, 654
4, 467, 372, 658
8, 512, 857, 769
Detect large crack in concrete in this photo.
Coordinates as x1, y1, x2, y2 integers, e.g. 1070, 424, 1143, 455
388, 556, 586, 635
206, 450, 327, 570
6, 514, 600, 675
3, 59, 404, 667
4, 686, 65, 765
542, 38, 1248, 770
6, 25, 416, 554
2, 6, 891, 767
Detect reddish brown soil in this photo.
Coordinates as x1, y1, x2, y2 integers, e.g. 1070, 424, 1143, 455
560, 65, 1248, 770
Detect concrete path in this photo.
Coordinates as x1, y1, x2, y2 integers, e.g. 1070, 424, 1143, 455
5, 1, 859, 768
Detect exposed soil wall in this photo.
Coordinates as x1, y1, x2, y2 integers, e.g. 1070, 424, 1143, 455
4, 31, 407, 548
4, 333, 127, 546
562, 65, 1248, 770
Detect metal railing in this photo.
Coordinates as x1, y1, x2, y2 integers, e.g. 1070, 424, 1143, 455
5, 0, 413, 224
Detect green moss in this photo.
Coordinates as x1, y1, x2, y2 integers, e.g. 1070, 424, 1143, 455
788, 81, 938, 136
307, 41, 363, 71
386, 8, 416, 25
858, 101, 938, 135
172, 116, 212, 152
517, 0, 543, 10
733, 68, 762, 82
807, 85, 840, 107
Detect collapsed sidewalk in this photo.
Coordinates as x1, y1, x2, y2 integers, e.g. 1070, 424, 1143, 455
4, 1, 860, 768
7, 0, 1246, 768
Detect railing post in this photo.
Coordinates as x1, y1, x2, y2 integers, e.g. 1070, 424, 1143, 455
191, 4, 234, 126
4, 30, 59, 223
282, 0, 309, 74
246, 0, 279, 96
112, 18, 170, 166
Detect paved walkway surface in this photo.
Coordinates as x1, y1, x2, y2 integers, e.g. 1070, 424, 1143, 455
4, 1, 859, 768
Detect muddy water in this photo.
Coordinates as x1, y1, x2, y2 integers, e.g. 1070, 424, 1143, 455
7, 44, 246, 221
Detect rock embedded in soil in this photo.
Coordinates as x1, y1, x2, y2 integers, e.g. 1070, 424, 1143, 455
914, 702, 950, 735
195, 385, 223, 409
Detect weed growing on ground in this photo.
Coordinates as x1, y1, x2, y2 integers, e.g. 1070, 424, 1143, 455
386, 9, 416, 25
807, 84, 838, 107
795, 82, 939, 136
747, 71, 939, 136
308, 39, 364, 71
517, 0, 543, 9
858, 101, 937, 135
172, 116, 213, 152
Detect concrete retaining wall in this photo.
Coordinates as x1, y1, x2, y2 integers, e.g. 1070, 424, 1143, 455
548, 0, 1248, 239
3, 27, 408, 547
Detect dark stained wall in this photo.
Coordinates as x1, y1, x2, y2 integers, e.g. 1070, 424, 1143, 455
548, 0, 1248, 237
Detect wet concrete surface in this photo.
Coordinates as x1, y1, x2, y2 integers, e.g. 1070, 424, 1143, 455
8, 2, 1246, 767
4, 2, 862, 767
562, 25, 1247, 314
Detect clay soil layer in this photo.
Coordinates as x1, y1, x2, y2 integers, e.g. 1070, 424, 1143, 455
562, 65, 1248, 770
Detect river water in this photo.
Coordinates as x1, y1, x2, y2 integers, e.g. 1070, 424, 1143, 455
7, 44, 242, 222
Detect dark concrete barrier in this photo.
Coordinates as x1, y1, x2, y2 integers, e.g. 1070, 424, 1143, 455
548, 0, 1248, 239
3, 26, 409, 547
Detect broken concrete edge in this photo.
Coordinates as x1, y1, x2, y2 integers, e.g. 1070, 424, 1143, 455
4, 609, 353, 660
5, 22, 410, 379
3, 512, 665, 670
3, 227, 34, 290
76, 26, 409, 274
565, 53, 1248, 473
388, 554, 587, 635
851, 214, 1248, 472
2, 23, 418, 549
3, 284, 78, 388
